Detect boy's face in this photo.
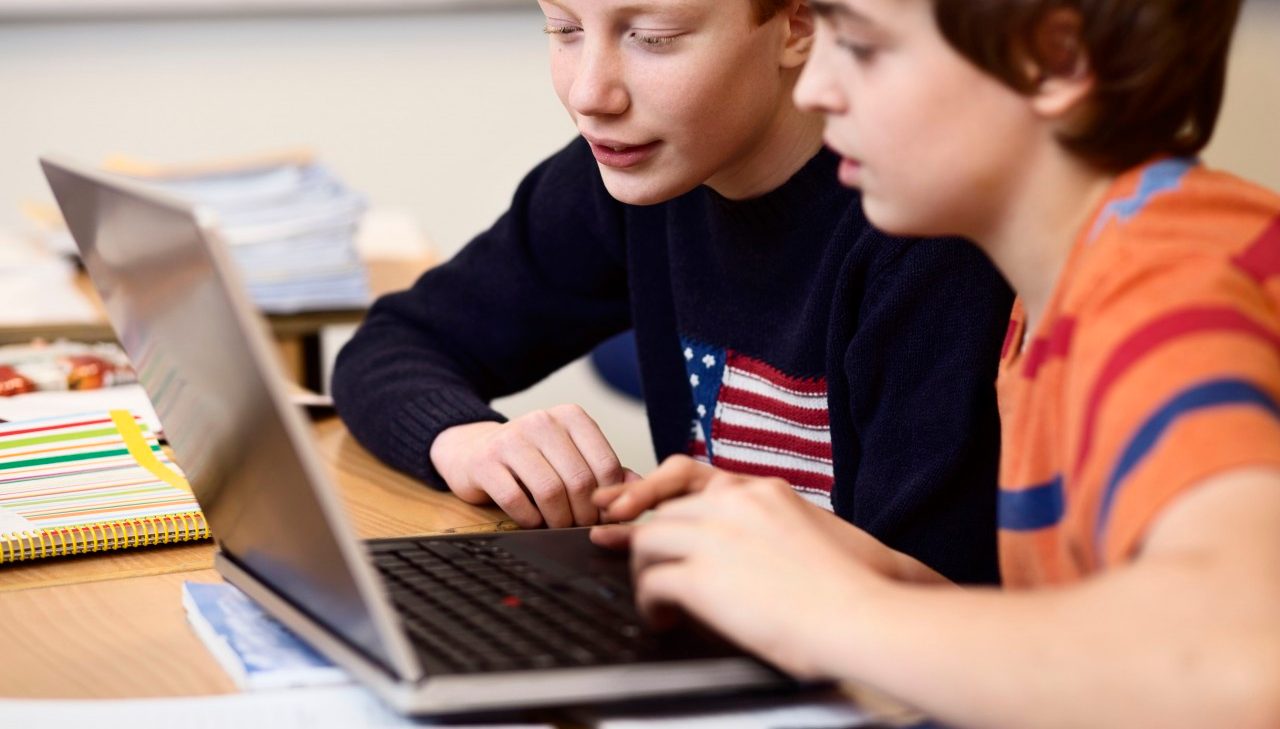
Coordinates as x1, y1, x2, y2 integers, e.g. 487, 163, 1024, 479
794, 0, 1039, 238
539, 0, 798, 205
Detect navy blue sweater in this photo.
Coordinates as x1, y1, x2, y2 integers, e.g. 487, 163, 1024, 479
333, 138, 1013, 584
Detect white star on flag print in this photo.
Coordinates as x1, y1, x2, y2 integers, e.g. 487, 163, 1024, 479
681, 338, 834, 510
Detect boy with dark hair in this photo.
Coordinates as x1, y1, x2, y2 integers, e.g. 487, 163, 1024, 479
599, 1, 1280, 726
332, 0, 1013, 584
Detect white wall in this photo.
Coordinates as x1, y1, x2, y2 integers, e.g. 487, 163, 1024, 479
3, 2, 1273, 250
0, 2, 1276, 474
0, 7, 663, 471
1204, 0, 1280, 192
0, 8, 572, 253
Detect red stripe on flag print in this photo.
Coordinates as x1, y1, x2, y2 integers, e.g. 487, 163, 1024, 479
716, 388, 830, 428
714, 457, 835, 494
712, 352, 833, 505
728, 356, 827, 396
682, 340, 834, 508
690, 437, 708, 459
713, 422, 833, 462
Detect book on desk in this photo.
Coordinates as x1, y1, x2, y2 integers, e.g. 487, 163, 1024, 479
0, 409, 209, 563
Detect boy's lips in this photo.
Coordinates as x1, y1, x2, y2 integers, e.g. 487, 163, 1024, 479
837, 156, 863, 188
583, 135, 662, 169
824, 138, 863, 187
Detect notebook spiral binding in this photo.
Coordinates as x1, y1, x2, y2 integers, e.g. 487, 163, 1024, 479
0, 511, 210, 564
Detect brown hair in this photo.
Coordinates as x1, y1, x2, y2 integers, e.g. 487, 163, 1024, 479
932, 0, 1242, 171
752, 0, 793, 24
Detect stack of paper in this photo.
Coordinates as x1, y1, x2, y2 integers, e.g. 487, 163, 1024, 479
117, 153, 371, 314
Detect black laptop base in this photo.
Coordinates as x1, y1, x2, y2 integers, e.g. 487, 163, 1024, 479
368, 528, 747, 676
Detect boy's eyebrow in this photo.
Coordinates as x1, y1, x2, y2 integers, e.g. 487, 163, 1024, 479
810, 0, 875, 26
540, 0, 697, 17
612, 1, 700, 17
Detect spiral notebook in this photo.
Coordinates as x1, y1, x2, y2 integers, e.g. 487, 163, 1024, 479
0, 410, 209, 563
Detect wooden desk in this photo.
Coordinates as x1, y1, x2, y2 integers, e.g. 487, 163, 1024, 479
0, 419, 918, 725
0, 416, 511, 698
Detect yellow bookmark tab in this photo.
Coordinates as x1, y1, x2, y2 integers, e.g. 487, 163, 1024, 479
109, 410, 192, 493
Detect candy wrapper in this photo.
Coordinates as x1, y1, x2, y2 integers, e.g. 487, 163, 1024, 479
0, 340, 137, 397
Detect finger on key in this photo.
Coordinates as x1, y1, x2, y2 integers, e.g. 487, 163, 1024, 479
598, 456, 716, 521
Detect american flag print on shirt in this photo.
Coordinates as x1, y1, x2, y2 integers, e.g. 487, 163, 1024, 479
681, 338, 834, 510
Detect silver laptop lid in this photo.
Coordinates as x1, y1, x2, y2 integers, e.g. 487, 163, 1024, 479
41, 156, 421, 681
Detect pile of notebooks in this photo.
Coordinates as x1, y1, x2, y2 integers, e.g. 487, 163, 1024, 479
112, 151, 371, 315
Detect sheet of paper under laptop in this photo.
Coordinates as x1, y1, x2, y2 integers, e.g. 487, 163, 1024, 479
182, 581, 350, 691
0, 687, 552, 729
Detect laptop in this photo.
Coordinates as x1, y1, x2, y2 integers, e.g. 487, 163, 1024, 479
41, 157, 793, 715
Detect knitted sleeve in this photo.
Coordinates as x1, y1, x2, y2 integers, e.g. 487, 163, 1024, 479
839, 233, 1013, 584
331, 138, 632, 489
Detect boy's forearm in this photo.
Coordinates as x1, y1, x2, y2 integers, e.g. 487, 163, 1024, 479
815, 476, 1280, 729
332, 324, 507, 488
823, 561, 1278, 729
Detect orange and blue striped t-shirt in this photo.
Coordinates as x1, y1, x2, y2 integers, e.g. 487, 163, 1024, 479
997, 158, 1280, 587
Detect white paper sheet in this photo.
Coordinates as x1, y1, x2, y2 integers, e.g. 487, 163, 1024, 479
0, 685, 550, 728
588, 692, 884, 729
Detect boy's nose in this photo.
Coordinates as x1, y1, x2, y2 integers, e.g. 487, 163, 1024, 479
568, 43, 630, 117
793, 34, 845, 115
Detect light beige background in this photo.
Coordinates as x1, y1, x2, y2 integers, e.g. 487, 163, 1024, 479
1, 1, 1276, 474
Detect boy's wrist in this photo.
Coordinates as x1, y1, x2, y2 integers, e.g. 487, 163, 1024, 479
889, 552, 953, 585
806, 568, 903, 681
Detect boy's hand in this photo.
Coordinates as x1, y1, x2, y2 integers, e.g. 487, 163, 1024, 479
589, 455, 715, 548
430, 405, 633, 529
591, 455, 947, 584
622, 474, 881, 677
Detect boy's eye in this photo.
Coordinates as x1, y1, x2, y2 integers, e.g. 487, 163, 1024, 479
542, 23, 581, 36
836, 38, 877, 62
628, 31, 681, 49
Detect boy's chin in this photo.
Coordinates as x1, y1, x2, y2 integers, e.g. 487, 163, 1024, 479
597, 168, 700, 207
862, 197, 950, 239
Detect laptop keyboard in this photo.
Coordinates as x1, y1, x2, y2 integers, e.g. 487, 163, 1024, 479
370, 537, 651, 674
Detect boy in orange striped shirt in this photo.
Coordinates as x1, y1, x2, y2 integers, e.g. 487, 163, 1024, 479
590, 1, 1280, 726
998, 158, 1280, 587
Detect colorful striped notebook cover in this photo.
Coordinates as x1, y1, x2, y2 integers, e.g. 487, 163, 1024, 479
0, 410, 210, 564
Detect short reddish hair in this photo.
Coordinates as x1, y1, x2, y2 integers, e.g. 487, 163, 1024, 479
933, 0, 1243, 171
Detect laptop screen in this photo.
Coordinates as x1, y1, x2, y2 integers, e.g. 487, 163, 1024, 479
42, 158, 417, 679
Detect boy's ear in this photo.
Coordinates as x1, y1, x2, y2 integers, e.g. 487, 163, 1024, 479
779, 0, 816, 69
1027, 8, 1094, 121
